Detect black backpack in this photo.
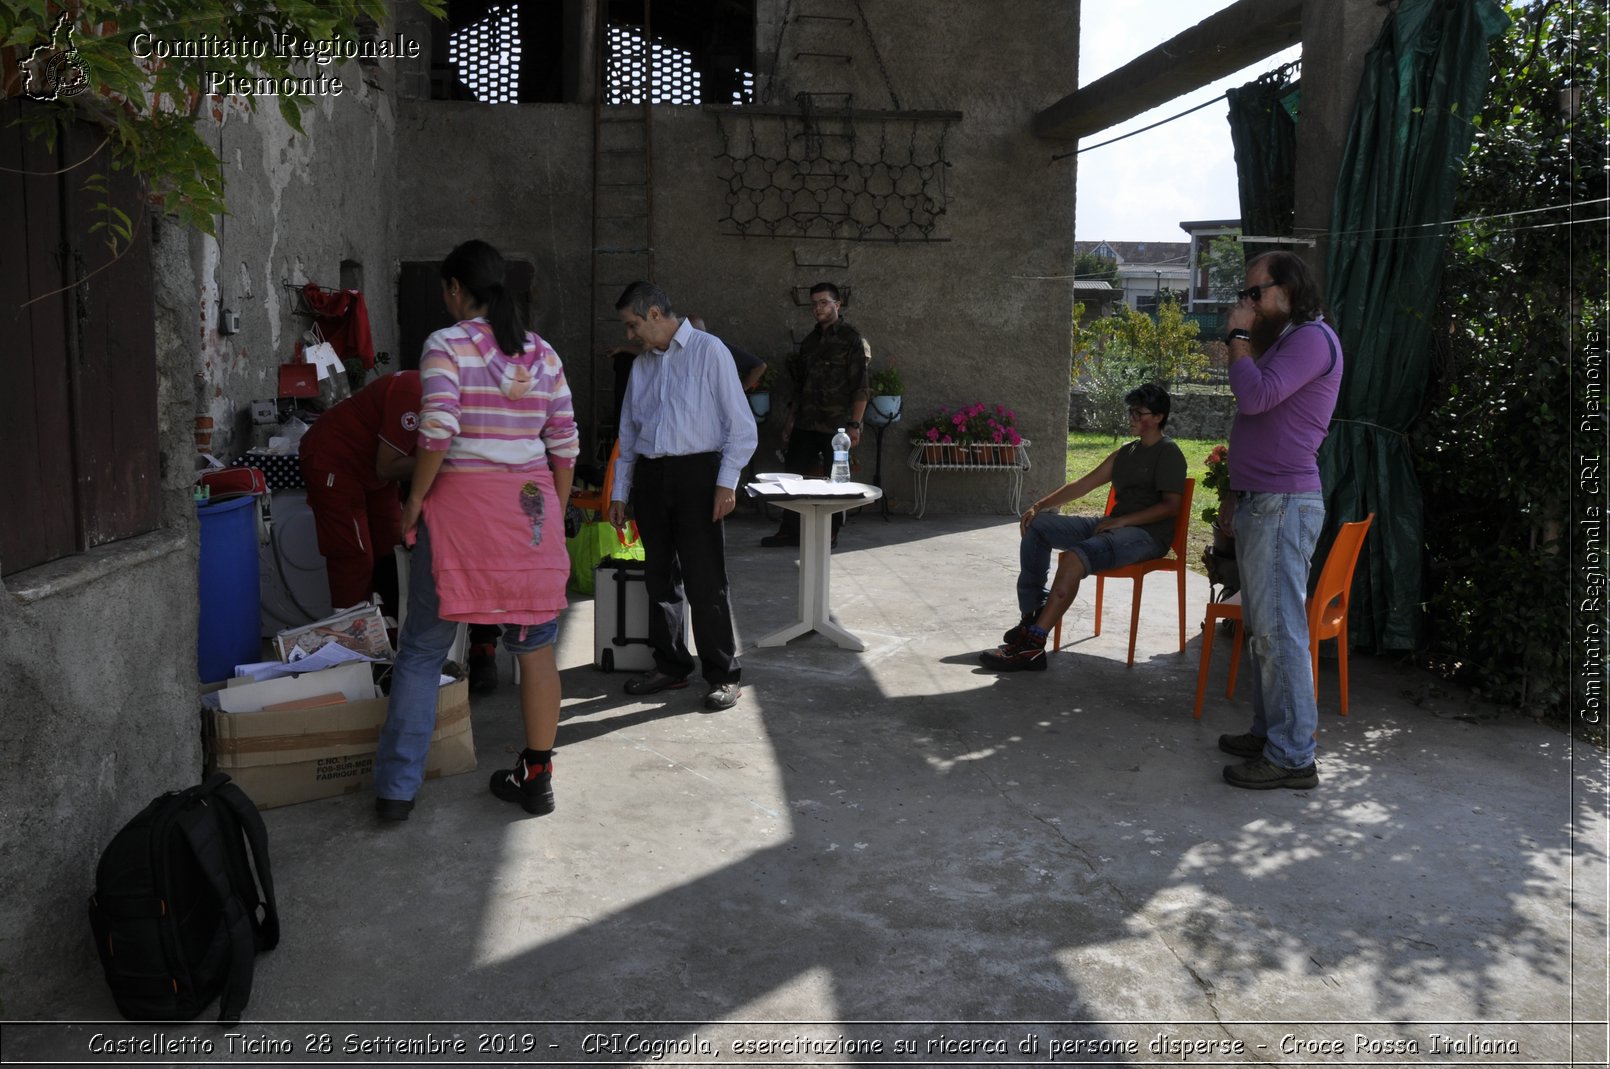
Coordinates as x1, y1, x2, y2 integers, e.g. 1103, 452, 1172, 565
87, 772, 279, 1022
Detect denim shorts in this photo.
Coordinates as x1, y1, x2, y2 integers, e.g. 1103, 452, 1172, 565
498, 618, 559, 655
1053, 515, 1165, 574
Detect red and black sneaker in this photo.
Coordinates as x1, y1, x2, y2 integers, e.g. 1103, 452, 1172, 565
490, 755, 554, 815
978, 636, 1047, 672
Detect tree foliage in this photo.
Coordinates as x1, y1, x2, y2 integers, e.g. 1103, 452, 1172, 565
1417, 0, 1607, 721
1203, 233, 1246, 304
1072, 300, 1207, 436
0, 0, 443, 243
1073, 252, 1119, 287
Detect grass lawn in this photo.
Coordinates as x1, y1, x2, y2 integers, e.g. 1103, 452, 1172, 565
1061, 431, 1224, 576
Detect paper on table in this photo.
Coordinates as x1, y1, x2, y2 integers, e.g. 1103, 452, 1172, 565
746, 476, 873, 497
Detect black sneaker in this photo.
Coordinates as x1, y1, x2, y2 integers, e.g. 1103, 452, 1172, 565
978, 637, 1047, 672
1217, 732, 1267, 759
624, 669, 691, 695
760, 533, 800, 548
1002, 612, 1039, 645
490, 756, 555, 815
1223, 756, 1318, 790
374, 797, 414, 822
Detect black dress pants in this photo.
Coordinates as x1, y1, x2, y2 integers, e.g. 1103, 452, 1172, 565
629, 453, 741, 684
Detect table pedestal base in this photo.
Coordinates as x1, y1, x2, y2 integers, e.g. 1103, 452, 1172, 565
753, 492, 878, 651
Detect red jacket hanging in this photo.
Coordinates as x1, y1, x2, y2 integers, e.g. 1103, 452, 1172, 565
302, 283, 376, 370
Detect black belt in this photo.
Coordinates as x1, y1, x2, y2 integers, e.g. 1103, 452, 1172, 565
638, 452, 719, 464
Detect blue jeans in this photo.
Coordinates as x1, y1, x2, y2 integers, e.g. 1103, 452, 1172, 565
1016, 512, 1164, 615
373, 520, 557, 801
1235, 491, 1325, 769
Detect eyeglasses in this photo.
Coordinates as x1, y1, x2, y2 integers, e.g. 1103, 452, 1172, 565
1127, 408, 1154, 419
1237, 282, 1275, 302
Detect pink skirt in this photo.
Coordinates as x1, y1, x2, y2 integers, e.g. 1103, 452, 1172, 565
422, 468, 569, 624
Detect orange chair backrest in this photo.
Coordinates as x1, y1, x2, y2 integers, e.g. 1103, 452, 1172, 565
1309, 514, 1374, 641
572, 440, 621, 515
1168, 479, 1195, 557
1101, 477, 1196, 558
599, 439, 620, 504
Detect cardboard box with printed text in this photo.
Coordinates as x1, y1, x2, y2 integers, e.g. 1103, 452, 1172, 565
207, 675, 475, 809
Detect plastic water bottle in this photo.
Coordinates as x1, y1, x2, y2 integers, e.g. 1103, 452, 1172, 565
830, 428, 852, 483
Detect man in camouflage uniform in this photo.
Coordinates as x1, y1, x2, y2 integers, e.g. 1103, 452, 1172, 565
761, 282, 871, 548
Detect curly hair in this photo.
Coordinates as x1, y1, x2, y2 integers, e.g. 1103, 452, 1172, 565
1249, 251, 1326, 324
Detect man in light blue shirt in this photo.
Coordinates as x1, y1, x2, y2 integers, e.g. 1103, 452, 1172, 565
609, 281, 757, 710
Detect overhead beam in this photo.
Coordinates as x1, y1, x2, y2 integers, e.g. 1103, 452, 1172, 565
1034, 0, 1302, 141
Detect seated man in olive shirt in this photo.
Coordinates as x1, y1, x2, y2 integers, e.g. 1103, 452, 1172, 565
981, 383, 1186, 672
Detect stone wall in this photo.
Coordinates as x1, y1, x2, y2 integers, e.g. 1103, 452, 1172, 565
1069, 387, 1236, 442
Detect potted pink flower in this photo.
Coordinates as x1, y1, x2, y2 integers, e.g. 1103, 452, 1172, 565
912, 403, 1024, 465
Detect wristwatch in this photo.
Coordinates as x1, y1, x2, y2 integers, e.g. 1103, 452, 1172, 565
845, 420, 861, 429
1226, 329, 1252, 344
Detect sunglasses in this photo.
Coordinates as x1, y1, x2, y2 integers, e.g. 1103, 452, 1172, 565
1237, 282, 1275, 302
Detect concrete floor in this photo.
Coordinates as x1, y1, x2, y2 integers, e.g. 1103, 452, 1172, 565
9, 509, 1607, 1066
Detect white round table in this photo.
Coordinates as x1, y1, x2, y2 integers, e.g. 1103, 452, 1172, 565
753, 488, 883, 651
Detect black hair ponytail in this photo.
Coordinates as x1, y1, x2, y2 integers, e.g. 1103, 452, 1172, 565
441, 240, 527, 356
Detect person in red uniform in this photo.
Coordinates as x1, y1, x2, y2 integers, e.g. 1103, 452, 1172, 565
297, 371, 422, 614
299, 370, 505, 691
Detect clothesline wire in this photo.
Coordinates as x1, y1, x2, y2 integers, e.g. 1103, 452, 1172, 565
1018, 203, 1609, 281
1051, 94, 1228, 161
1315, 197, 1609, 242
1054, 57, 1302, 161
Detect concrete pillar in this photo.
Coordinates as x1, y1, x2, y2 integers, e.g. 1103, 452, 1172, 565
569, 0, 598, 105
1295, 0, 1390, 286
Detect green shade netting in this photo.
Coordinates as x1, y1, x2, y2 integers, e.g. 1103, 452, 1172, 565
1319, 0, 1510, 651
1226, 65, 1300, 259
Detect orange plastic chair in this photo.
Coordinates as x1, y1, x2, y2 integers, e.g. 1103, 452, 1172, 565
571, 439, 619, 519
1052, 477, 1195, 666
1191, 513, 1374, 719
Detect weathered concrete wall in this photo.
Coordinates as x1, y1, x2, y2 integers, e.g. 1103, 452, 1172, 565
396, 0, 1079, 511
0, 34, 412, 1015
0, 224, 199, 1016
197, 64, 405, 461
392, 101, 596, 400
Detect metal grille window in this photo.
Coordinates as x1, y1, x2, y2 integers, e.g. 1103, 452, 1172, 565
605, 26, 709, 106
448, 3, 522, 104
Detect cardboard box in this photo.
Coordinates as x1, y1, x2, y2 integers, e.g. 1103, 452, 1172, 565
208, 677, 475, 809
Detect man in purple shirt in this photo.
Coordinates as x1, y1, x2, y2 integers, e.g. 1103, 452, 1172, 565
1217, 251, 1343, 790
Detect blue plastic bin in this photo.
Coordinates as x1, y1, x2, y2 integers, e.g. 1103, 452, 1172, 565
197, 495, 262, 683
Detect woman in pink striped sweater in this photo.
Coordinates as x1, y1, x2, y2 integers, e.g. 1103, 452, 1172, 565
373, 240, 580, 821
